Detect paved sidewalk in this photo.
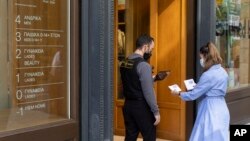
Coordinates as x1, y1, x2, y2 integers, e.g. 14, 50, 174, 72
114, 135, 172, 141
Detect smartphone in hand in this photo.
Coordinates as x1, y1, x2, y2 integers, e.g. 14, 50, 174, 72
154, 70, 170, 81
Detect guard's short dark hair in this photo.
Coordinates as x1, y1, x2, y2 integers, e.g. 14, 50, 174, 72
136, 34, 154, 49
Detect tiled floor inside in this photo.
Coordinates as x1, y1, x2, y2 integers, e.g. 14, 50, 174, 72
114, 135, 171, 141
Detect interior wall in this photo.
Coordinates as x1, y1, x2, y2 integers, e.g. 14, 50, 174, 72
118, 0, 125, 5
125, 0, 150, 56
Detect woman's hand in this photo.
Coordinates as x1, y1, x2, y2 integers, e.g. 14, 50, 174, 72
171, 90, 180, 96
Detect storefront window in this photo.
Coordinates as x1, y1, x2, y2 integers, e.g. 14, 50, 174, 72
216, 0, 250, 90
0, 0, 70, 132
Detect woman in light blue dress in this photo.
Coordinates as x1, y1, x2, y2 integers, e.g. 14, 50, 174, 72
172, 42, 230, 141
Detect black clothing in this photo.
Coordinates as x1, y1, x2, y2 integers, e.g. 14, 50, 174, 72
120, 57, 145, 101
123, 100, 156, 141
120, 56, 156, 141
120, 54, 159, 115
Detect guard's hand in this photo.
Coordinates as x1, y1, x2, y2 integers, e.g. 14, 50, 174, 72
154, 71, 170, 81
155, 73, 165, 81
154, 114, 160, 126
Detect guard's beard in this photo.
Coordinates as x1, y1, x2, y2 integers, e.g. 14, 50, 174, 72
143, 52, 152, 61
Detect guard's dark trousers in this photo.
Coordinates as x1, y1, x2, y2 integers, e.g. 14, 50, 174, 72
123, 100, 156, 141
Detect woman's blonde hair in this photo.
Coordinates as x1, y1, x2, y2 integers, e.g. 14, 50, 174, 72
200, 42, 222, 71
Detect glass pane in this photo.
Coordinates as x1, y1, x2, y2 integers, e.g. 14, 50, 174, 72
215, 0, 250, 90
0, 0, 70, 132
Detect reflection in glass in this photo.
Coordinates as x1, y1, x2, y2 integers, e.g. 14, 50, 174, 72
0, 0, 70, 132
215, 0, 250, 90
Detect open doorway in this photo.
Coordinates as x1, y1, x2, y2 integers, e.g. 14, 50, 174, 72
113, 0, 187, 140
113, 0, 150, 136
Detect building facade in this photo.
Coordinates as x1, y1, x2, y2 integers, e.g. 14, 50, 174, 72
0, 0, 250, 141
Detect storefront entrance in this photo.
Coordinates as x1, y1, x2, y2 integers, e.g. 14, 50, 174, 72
113, 0, 188, 140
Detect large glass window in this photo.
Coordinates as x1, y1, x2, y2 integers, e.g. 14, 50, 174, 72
216, 0, 250, 90
0, 0, 70, 132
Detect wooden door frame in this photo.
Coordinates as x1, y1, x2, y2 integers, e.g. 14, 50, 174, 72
113, 0, 125, 136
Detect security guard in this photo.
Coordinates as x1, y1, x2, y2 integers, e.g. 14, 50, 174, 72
120, 34, 160, 141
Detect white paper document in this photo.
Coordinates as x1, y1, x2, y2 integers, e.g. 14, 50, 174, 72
168, 84, 181, 92
184, 79, 196, 91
